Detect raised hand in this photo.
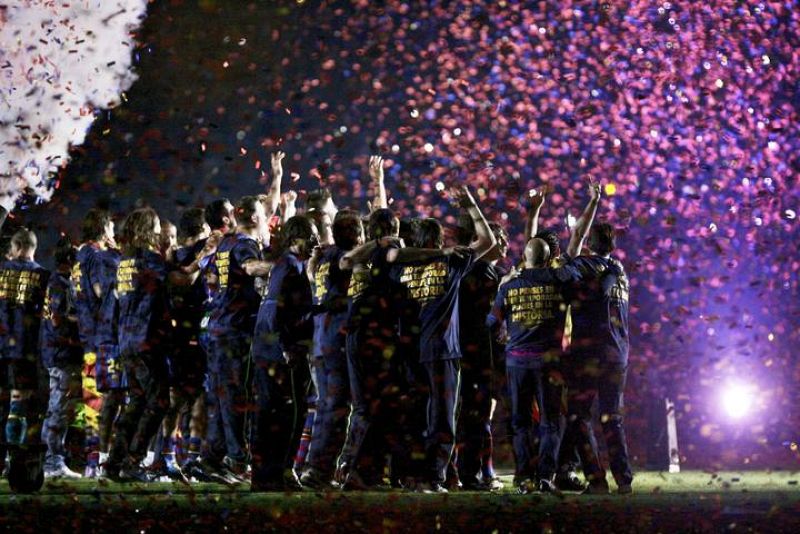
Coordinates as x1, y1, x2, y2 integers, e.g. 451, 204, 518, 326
368, 155, 384, 182
589, 180, 602, 201
450, 184, 477, 208
281, 190, 298, 206
529, 187, 546, 210
271, 151, 285, 177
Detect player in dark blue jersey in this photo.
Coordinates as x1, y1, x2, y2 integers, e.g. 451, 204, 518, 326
250, 216, 317, 491
91, 245, 126, 478
562, 223, 633, 495
0, 229, 50, 488
72, 209, 116, 356
71, 208, 118, 477
524, 184, 602, 492
149, 208, 216, 480
185, 196, 238, 479
40, 237, 84, 479
298, 209, 363, 489
202, 195, 273, 483
106, 208, 172, 481
487, 238, 581, 493
393, 186, 496, 493
334, 208, 469, 490
455, 220, 508, 491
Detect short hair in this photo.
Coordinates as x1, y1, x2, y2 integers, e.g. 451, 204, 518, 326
205, 198, 232, 230
53, 235, 76, 266
235, 196, 261, 227
121, 208, 160, 252
306, 188, 333, 212
589, 223, 616, 255
11, 227, 37, 251
367, 208, 398, 240
281, 215, 314, 246
535, 229, 560, 256
332, 209, 362, 250
414, 218, 443, 248
525, 237, 550, 268
81, 208, 112, 242
179, 208, 206, 239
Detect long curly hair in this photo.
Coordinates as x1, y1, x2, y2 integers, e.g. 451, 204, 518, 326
121, 208, 160, 254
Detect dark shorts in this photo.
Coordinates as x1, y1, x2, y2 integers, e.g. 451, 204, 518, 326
96, 344, 128, 392
0, 358, 39, 390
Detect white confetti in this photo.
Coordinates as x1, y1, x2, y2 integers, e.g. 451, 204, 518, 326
0, 0, 149, 206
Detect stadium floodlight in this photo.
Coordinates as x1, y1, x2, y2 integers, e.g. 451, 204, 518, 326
720, 382, 755, 420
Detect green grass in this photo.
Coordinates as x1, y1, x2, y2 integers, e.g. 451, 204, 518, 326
1, 471, 799, 532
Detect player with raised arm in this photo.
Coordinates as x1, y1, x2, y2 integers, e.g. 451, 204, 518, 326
396, 185, 496, 493
562, 223, 633, 495
526, 182, 602, 491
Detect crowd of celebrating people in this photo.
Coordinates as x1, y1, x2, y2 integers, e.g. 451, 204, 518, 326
0, 150, 632, 495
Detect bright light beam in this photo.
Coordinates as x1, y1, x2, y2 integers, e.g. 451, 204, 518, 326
720, 382, 756, 420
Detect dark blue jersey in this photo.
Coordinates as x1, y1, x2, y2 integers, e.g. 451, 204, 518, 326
94, 249, 122, 348
0, 259, 49, 361
396, 252, 475, 363
567, 255, 630, 364
207, 233, 262, 336
169, 242, 207, 348
347, 242, 403, 328
71, 243, 105, 352
459, 260, 503, 367
40, 271, 83, 367
311, 246, 351, 358
116, 249, 170, 356
488, 267, 578, 368
252, 251, 313, 362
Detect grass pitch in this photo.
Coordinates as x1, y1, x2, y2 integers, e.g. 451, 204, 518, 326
1, 471, 799, 533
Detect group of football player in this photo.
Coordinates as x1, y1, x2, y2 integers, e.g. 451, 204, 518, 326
0, 153, 632, 494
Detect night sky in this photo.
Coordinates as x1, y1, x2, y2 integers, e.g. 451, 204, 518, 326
10, 0, 800, 469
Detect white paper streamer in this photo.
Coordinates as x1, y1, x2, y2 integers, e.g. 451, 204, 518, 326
0, 0, 149, 208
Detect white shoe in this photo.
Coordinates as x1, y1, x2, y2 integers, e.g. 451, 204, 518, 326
45, 464, 83, 479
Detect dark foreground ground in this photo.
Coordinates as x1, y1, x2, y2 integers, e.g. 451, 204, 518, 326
1, 471, 799, 533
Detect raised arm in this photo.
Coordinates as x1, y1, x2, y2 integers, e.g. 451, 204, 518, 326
266, 151, 285, 219
453, 185, 496, 260
566, 182, 601, 258
386, 245, 470, 264
280, 190, 298, 223
525, 188, 546, 240
339, 237, 400, 271
369, 155, 388, 211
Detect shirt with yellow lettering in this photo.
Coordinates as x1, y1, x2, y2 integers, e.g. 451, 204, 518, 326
395, 252, 476, 363
0, 259, 50, 361
487, 266, 578, 368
